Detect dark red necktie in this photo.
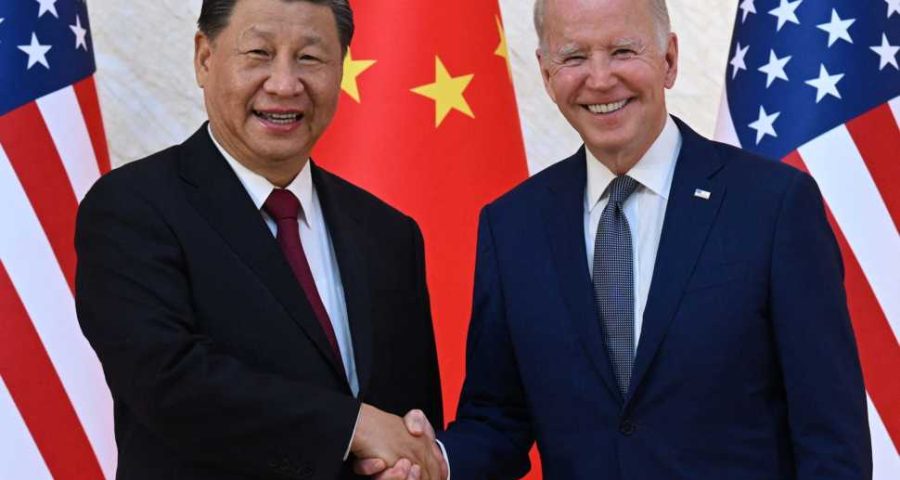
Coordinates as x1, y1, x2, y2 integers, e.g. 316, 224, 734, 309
263, 189, 344, 370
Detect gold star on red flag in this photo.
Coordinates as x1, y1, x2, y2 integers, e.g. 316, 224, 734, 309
411, 56, 475, 127
341, 48, 376, 103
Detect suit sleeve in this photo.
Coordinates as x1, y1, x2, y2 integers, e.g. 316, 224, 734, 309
409, 218, 445, 429
438, 207, 533, 479
75, 175, 360, 479
769, 171, 872, 479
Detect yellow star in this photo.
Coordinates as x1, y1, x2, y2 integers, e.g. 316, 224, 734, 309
411, 56, 475, 127
495, 16, 510, 64
341, 48, 376, 103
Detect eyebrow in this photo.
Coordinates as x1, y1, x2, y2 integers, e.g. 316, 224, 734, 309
239, 26, 324, 46
610, 38, 644, 50
555, 43, 584, 57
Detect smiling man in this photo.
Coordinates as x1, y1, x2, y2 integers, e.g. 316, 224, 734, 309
362, 0, 872, 478
74, 0, 445, 479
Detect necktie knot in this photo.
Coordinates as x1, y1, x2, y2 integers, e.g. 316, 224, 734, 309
606, 175, 639, 206
264, 189, 300, 221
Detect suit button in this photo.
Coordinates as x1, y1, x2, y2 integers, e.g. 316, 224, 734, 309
619, 420, 636, 436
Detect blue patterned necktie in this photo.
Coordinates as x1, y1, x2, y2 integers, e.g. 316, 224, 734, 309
593, 175, 639, 396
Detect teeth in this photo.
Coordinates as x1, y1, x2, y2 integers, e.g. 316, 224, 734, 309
587, 100, 628, 114
257, 111, 301, 124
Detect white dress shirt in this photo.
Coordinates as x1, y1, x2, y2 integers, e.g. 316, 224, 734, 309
584, 116, 682, 352
208, 128, 359, 396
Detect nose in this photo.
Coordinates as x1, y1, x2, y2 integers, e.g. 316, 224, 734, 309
584, 55, 617, 90
263, 56, 304, 97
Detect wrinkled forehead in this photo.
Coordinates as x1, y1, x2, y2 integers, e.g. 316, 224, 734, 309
540, 0, 663, 49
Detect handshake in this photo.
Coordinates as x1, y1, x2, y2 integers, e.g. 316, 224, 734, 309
350, 404, 448, 480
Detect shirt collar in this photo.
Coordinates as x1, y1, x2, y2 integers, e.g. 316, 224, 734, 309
208, 125, 315, 225
586, 115, 682, 212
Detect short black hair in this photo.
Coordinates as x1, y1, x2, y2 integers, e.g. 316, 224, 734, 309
198, 0, 354, 53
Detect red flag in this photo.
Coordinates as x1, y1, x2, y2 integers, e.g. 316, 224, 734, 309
313, 0, 540, 477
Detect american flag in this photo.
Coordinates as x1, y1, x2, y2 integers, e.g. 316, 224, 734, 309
0, 0, 115, 478
715, 0, 900, 476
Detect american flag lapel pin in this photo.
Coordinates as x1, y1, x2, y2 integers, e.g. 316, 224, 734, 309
694, 189, 711, 200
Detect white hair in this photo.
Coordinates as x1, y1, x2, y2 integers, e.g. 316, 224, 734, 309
534, 0, 671, 51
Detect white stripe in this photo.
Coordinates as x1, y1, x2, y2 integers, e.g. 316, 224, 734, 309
713, 90, 741, 148
869, 395, 900, 479
798, 126, 900, 345
0, 376, 52, 480
0, 144, 116, 479
36, 86, 102, 201
890, 96, 900, 127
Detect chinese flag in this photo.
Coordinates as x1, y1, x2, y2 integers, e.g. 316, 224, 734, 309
313, 0, 539, 477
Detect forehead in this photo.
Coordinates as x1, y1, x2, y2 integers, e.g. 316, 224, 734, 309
222, 0, 338, 39
542, 0, 657, 44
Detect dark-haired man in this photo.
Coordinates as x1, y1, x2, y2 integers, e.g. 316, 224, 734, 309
75, 0, 444, 478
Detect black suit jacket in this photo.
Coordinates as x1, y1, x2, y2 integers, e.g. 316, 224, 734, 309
75, 126, 443, 480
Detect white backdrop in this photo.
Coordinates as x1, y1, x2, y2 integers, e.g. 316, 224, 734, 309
90, 0, 738, 172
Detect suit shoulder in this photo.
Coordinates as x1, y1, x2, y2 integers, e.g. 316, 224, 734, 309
83, 144, 181, 205
712, 140, 804, 186
485, 151, 581, 214
314, 165, 418, 229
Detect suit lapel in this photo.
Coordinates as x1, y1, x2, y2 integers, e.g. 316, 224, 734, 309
626, 119, 726, 405
541, 149, 623, 402
177, 127, 348, 384
312, 164, 375, 397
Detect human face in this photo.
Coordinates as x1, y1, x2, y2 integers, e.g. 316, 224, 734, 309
194, 0, 343, 185
537, 0, 678, 172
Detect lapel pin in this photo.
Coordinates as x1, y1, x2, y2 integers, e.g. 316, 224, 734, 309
694, 189, 711, 200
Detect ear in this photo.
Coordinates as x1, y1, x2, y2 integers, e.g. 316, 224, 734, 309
663, 32, 679, 89
194, 32, 212, 88
536, 48, 559, 104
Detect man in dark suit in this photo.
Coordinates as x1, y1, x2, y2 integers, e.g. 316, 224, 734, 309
74, 0, 446, 478
359, 0, 872, 478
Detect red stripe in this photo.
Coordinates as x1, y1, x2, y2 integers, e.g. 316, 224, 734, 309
0, 103, 80, 292
0, 262, 105, 479
785, 151, 900, 451
845, 104, 900, 231
73, 76, 111, 175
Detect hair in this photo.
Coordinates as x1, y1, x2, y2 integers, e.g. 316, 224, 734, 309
534, 0, 671, 51
198, 0, 354, 53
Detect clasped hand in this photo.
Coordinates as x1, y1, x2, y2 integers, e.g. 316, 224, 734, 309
350, 405, 447, 480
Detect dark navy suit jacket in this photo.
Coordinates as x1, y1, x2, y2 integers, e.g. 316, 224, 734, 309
439, 118, 870, 480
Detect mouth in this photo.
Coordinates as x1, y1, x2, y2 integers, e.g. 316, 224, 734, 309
253, 110, 304, 126
584, 99, 630, 115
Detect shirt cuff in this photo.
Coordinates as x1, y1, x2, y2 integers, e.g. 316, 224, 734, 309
344, 405, 362, 461
435, 439, 451, 480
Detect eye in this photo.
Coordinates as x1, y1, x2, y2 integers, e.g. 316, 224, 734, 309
246, 49, 271, 58
298, 54, 322, 64
562, 54, 586, 65
613, 48, 636, 58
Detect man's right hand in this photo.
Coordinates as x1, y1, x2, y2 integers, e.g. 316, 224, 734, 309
350, 404, 445, 480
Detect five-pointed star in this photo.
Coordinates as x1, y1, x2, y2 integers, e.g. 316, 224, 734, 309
805, 64, 844, 103
495, 15, 511, 75
748, 106, 780, 145
870, 34, 899, 70
739, 0, 756, 23
817, 9, 855, 47
769, 0, 802, 32
757, 50, 791, 88
71, 15, 88, 51
411, 56, 475, 127
36, 0, 59, 18
341, 48, 375, 103
730, 42, 749, 79
887, 0, 900, 18
18, 33, 52, 70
